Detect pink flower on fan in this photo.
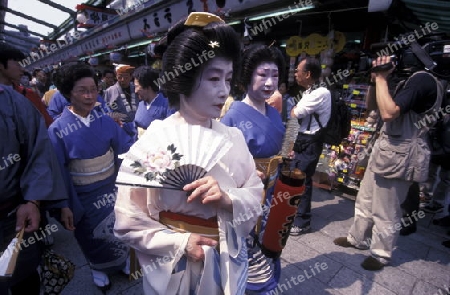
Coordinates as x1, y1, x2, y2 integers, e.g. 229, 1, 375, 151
143, 150, 175, 173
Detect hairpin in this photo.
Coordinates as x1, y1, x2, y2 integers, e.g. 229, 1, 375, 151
209, 41, 220, 48
184, 12, 224, 27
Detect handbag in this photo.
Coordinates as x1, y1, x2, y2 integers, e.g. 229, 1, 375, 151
40, 248, 75, 295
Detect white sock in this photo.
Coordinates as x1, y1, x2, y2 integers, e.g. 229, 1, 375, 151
91, 269, 110, 287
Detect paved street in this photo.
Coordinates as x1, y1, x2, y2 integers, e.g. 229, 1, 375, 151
51, 187, 450, 295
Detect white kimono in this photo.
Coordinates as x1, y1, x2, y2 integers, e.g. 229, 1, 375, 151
114, 117, 263, 295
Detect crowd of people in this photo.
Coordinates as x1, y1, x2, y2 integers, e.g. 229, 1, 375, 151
0, 11, 449, 295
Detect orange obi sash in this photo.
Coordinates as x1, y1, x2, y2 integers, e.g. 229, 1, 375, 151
159, 211, 219, 244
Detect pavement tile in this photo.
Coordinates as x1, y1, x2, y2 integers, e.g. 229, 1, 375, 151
396, 235, 430, 260
395, 256, 450, 289
62, 265, 103, 295
49, 220, 88, 268
277, 264, 343, 295
328, 266, 396, 295
408, 226, 450, 250
320, 216, 354, 238
118, 282, 146, 295
281, 239, 343, 285
426, 247, 450, 266
369, 265, 416, 295
411, 279, 450, 295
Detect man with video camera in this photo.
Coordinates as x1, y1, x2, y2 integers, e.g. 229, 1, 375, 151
334, 35, 448, 270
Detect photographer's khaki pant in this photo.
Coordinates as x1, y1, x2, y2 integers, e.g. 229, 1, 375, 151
347, 167, 412, 264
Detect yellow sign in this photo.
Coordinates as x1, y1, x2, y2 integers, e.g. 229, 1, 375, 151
332, 31, 346, 53
286, 31, 346, 57
286, 36, 302, 57
307, 33, 329, 55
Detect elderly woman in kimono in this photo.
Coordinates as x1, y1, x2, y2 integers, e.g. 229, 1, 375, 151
113, 12, 263, 295
221, 45, 286, 294
47, 63, 134, 291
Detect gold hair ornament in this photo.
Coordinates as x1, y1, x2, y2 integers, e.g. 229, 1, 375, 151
184, 12, 225, 27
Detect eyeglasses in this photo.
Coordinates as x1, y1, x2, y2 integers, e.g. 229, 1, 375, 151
73, 87, 98, 96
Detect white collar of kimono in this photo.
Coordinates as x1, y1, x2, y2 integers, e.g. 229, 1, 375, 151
145, 96, 156, 110
69, 108, 91, 127
144, 92, 161, 110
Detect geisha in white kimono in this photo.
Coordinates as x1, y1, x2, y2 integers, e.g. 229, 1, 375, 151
113, 11, 263, 295
114, 117, 263, 294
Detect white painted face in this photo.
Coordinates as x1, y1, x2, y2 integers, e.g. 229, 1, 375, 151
180, 57, 233, 121
246, 61, 279, 103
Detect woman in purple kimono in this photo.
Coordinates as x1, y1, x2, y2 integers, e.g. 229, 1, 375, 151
47, 63, 134, 291
221, 45, 286, 294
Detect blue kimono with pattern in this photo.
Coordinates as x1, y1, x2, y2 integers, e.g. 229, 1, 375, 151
48, 107, 134, 271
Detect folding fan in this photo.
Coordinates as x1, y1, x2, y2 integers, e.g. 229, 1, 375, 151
116, 123, 233, 190
0, 228, 24, 277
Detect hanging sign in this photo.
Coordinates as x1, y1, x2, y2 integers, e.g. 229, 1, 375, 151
286, 32, 346, 56
128, 0, 279, 39
76, 4, 118, 28
80, 26, 130, 53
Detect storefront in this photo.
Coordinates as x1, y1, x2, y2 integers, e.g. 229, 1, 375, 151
27, 0, 448, 194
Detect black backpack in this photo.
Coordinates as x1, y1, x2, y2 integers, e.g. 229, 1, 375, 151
312, 90, 352, 146
430, 80, 450, 156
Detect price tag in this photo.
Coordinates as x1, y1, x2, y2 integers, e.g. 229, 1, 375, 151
320, 154, 325, 158
350, 103, 357, 108
343, 84, 349, 89
353, 90, 360, 95
338, 177, 344, 182
361, 139, 367, 144
343, 169, 347, 173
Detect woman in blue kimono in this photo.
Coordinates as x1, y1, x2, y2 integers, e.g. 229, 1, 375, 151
221, 45, 285, 159
221, 45, 286, 294
47, 63, 134, 291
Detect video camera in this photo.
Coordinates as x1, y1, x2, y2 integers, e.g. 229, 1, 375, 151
360, 33, 450, 80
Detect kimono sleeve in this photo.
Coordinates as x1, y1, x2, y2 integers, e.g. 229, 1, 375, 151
109, 117, 134, 155
114, 186, 190, 260
47, 123, 84, 223
47, 92, 69, 119
220, 109, 237, 127
218, 127, 263, 257
13, 91, 67, 203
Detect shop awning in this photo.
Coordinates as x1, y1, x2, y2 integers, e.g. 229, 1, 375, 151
400, 0, 450, 31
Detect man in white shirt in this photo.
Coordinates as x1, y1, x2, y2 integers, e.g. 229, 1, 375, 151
289, 57, 331, 235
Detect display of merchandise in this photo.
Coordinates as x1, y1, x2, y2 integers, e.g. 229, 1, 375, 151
314, 81, 378, 192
